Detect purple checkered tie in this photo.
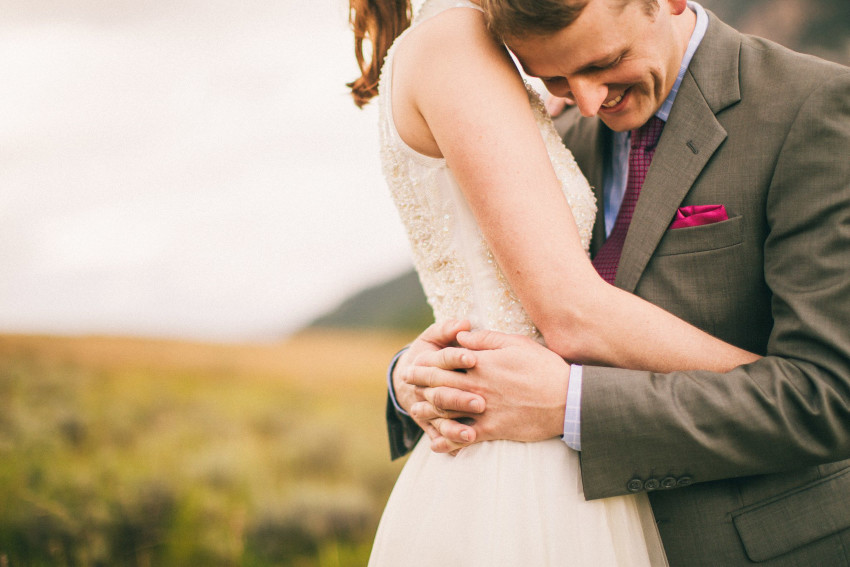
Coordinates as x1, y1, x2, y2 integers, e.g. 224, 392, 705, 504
592, 116, 665, 284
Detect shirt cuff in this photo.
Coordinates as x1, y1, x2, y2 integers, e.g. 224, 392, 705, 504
562, 364, 582, 450
387, 348, 411, 417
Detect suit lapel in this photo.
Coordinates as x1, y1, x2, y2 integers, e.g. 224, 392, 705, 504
615, 14, 743, 292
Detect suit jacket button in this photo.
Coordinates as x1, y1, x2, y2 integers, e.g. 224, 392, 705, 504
661, 477, 677, 489
627, 479, 643, 492
644, 478, 660, 491
677, 476, 693, 487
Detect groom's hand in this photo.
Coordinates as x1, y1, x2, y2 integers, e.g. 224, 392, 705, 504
393, 320, 485, 452
406, 329, 570, 446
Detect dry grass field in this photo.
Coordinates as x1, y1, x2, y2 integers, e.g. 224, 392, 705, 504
0, 330, 414, 566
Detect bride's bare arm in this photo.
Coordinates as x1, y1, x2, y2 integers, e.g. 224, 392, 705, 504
395, 8, 758, 372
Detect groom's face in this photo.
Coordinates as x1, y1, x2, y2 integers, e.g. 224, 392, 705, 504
509, 0, 688, 132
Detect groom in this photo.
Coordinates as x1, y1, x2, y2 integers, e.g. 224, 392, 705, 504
387, 0, 850, 565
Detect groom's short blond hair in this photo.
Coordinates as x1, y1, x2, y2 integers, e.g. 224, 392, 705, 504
482, 0, 658, 40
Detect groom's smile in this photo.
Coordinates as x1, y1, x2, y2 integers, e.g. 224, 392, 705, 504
601, 93, 624, 108
506, 0, 695, 132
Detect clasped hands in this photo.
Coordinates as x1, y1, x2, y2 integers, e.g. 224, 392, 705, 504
393, 320, 571, 454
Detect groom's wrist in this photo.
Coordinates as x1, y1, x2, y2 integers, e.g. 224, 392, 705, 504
387, 348, 411, 416
562, 364, 582, 451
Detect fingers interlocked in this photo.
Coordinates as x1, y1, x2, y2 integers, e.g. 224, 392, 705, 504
405, 345, 484, 453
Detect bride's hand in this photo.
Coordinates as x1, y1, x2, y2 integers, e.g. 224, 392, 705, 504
394, 320, 485, 452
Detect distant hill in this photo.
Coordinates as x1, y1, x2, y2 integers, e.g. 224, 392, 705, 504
307, 270, 433, 331
309, 0, 848, 332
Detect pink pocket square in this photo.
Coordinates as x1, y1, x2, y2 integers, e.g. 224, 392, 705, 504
670, 204, 729, 229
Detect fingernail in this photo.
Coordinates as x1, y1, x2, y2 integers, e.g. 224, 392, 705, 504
461, 430, 470, 442
470, 400, 483, 412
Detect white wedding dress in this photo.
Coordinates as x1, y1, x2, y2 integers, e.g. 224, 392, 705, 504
369, 1, 667, 565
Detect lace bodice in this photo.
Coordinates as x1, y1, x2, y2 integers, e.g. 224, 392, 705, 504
378, 0, 596, 338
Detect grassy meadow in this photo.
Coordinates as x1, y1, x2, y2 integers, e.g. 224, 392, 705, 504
0, 330, 414, 566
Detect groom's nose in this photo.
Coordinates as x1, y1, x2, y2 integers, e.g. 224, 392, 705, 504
569, 77, 608, 118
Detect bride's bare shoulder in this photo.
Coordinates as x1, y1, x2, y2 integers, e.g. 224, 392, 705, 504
393, 6, 515, 81
391, 5, 525, 156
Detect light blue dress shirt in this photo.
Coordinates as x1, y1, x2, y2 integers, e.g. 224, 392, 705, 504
562, 2, 708, 450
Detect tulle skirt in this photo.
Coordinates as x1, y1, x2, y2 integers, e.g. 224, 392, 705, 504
369, 437, 667, 566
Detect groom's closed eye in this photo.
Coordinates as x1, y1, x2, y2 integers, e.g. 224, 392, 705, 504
577, 51, 628, 76
589, 54, 624, 72
541, 76, 568, 88
535, 50, 629, 88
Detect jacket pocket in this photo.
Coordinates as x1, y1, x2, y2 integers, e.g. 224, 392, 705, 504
654, 214, 743, 256
731, 466, 850, 562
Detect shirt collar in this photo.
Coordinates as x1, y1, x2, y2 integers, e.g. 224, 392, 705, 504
655, 1, 708, 122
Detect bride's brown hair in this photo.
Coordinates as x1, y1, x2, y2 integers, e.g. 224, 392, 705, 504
348, 0, 412, 108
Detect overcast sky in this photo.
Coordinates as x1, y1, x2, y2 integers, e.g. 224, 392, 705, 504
4, 1, 844, 342
0, 1, 415, 341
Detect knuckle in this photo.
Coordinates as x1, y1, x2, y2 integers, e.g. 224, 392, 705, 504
411, 352, 427, 367
423, 424, 437, 440
443, 390, 463, 412
418, 401, 434, 419
415, 368, 428, 387
431, 388, 445, 408
404, 366, 417, 385
411, 402, 427, 418
451, 348, 470, 369
443, 422, 462, 441
443, 394, 461, 413
440, 420, 457, 438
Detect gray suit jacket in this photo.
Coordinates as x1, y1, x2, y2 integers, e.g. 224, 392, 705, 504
554, 13, 850, 566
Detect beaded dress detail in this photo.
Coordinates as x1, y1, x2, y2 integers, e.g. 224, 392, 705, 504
377, 3, 595, 338
370, 1, 667, 565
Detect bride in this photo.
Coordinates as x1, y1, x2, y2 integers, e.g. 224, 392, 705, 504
347, 0, 758, 564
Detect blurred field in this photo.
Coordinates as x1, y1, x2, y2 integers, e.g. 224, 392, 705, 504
0, 330, 414, 566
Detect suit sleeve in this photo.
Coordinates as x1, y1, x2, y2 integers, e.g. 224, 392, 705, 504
578, 70, 850, 500
387, 394, 424, 459
385, 350, 424, 459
